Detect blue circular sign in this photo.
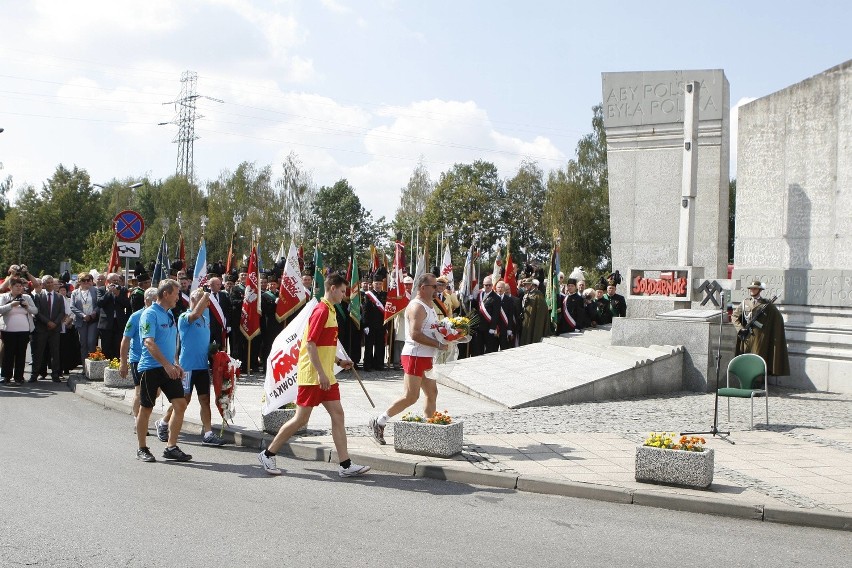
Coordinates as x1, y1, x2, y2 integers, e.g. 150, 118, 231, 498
113, 210, 145, 242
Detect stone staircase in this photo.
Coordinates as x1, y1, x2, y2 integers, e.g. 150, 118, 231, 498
431, 327, 684, 409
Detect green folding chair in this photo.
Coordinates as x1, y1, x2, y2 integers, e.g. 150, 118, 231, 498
718, 353, 768, 429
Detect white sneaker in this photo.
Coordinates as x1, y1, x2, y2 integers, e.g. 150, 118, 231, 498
258, 451, 282, 475
338, 462, 371, 478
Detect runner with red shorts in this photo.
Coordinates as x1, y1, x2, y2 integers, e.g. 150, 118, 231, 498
368, 273, 448, 445
257, 274, 370, 478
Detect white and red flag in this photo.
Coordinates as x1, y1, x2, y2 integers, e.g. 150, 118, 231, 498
240, 245, 261, 340
276, 241, 309, 322
440, 243, 454, 289
383, 239, 409, 323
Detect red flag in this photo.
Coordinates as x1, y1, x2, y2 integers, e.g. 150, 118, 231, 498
240, 246, 261, 340
107, 237, 120, 274
276, 242, 308, 322
178, 233, 186, 271
384, 240, 409, 322
505, 244, 517, 296
297, 244, 304, 273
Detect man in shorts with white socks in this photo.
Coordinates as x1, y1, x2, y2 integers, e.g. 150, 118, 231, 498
134, 279, 192, 463
369, 272, 448, 444
257, 274, 370, 478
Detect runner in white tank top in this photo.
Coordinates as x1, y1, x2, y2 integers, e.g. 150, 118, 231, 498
368, 273, 448, 445
401, 297, 438, 358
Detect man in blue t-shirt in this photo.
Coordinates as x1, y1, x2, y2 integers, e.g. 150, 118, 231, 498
154, 287, 225, 446
134, 279, 192, 463
120, 287, 157, 425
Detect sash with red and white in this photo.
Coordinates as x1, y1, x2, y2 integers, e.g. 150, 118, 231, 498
209, 292, 228, 348
365, 290, 384, 311
561, 294, 577, 331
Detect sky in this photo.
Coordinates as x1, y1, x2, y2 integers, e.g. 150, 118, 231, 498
1, 0, 851, 223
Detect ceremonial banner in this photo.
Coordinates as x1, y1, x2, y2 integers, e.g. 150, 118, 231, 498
546, 242, 561, 326
492, 245, 503, 283
312, 246, 324, 300
440, 243, 454, 289
384, 239, 409, 322
458, 245, 476, 298
107, 236, 120, 274
262, 298, 349, 414
240, 245, 261, 340
348, 247, 361, 329
178, 233, 186, 271
413, 248, 425, 284
151, 234, 169, 286
276, 241, 308, 322
504, 241, 517, 296
191, 238, 208, 293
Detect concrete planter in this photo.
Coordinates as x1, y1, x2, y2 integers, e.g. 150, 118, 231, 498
85, 359, 109, 381
262, 408, 306, 435
635, 445, 714, 488
394, 420, 463, 458
103, 367, 133, 388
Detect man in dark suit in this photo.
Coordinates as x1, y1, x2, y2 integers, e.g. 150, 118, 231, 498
206, 275, 231, 353
30, 275, 65, 382
557, 278, 590, 334
97, 273, 131, 360
361, 274, 387, 371
470, 276, 500, 356
495, 280, 518, 350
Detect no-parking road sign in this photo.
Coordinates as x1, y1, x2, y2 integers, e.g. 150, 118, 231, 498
113, 210, 145, 242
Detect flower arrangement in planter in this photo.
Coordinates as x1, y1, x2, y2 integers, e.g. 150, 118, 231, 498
635, 432, 714, 488
395, 410, 463, 458
104, 358, 133, 388
85, 347, 109, 380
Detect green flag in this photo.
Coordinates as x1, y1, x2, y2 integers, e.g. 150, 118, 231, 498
546, 242, 560, 326
349, 247, 361, 329
313, 246, 324, 300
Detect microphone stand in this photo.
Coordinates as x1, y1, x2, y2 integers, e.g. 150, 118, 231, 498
681, 290, 734, 444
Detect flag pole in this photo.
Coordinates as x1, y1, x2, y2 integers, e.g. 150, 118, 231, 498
348, 367, 375, 407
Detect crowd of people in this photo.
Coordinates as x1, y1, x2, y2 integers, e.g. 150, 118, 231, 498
0, 258, 627, 475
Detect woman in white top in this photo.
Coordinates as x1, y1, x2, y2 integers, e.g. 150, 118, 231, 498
0, 277, 38, 383
368, 273, 448, 445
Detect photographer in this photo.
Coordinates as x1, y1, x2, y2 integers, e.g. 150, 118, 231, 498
96, 273, 130, 360
0, 277, 38, 384
0, 264, 37, 293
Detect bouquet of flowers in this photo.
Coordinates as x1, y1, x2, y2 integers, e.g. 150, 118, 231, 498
212, 352, 241, 425
433, 316, 474, 344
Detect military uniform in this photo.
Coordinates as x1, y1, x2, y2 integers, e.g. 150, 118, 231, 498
361, 285, 387, 371
520, 284, 549, 345
732, 284, 790, 376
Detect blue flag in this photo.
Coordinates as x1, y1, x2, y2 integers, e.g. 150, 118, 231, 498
191, 238, 207, 292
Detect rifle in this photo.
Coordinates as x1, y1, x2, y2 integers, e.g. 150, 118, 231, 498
737, 295, 778, 342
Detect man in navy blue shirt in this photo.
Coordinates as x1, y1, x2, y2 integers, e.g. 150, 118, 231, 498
134, 279, 192, 463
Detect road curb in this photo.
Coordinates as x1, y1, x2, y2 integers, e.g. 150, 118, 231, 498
66, 377, 852, 532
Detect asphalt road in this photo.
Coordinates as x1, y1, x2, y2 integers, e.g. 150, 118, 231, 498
2, 383, 850, 568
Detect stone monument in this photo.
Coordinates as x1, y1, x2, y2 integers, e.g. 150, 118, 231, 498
734, 60, 852, 393
601, 70, 734, 393
601, 69, 731, 317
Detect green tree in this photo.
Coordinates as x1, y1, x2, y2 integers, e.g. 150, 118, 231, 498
5, 165, 101, 274
279, 151, 317, 244
302, 179, 390, 270
543, 104, 610, 271
206, 162, 284, 270
393, 158, 434, 237
504, 159, 548, 264
422, 160, 506, 268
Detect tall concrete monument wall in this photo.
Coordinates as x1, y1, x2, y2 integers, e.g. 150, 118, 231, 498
602, 70, 730, 317
734, 60, 852, 393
